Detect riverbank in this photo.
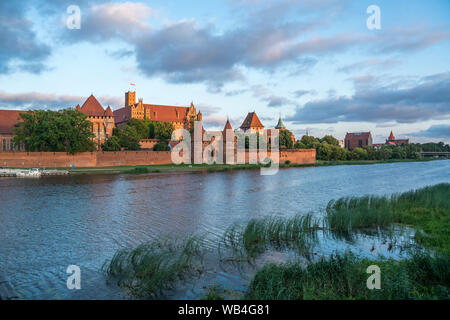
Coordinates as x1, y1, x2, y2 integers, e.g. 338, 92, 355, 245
31, 157, 446, 175
245, 183, 450, 300
102, 183, 450, 300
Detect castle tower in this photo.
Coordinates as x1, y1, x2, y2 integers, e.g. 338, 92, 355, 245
125, 91, 136, 107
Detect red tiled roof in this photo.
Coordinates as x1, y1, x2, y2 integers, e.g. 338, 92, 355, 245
105, 106, 114, 117
0, 110, 28, 134
80, 95, 106, 117
240, 112, 264, 130
144, 104, 189, 122
113, 106, 132, 124
345, 132, 371, 140
223, 119, 232, 131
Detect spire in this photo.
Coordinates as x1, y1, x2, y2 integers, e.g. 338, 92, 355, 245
388, 130, 395, 140
275, 114, 286, 130
223, 118, 232, 131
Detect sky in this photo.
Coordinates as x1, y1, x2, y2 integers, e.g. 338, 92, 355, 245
0, 0, 449, 143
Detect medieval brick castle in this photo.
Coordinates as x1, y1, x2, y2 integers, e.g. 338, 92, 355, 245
0, 90, 295, 152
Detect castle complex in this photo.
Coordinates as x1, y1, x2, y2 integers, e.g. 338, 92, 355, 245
0, 90, 297, 153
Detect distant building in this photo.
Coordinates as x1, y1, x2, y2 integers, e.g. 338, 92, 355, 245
385, 131, 409, 146
113, 91, 202, 132
76, 95, 115, 148
240, 112, 264, 133
0, 110, 26, 152
338, 140, 345, 148
344, 132, 373, 149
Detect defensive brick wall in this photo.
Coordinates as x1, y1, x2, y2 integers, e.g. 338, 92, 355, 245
0, 149, 315, 168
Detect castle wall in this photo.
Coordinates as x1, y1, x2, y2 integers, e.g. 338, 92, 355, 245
0, 149, 315, 168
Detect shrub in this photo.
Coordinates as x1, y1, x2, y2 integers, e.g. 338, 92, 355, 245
153, 141, 170, 151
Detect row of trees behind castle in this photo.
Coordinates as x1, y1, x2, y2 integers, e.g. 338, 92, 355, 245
13, 109, 448, 160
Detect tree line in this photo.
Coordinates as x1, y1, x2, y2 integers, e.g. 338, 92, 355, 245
294, 135, 448, 161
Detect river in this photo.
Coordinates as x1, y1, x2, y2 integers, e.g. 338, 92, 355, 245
0, 160, 449, 299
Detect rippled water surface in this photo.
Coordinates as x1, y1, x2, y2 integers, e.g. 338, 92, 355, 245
1, 160, 449, 299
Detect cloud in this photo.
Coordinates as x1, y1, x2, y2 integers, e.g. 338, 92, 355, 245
263, 95, 296, 108
62, 2, 155, 42
286, 72, 450, 124
337, 58, 400, 74
405, 124, 450, 139
0, 90, 121, 109
0, 2, 51, 74
54, 0, 450, 90
292, 89, 316, 98
195, 104, 222, 116
106, 49, 135, 59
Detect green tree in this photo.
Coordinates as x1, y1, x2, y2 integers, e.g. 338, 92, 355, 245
363, 146, 376, 160
294, 141, 307, 149
154, 122, 174, 140
300, 135, 320, 149
116, 126, 141, 150
320, 135, 339, 146
13, 109, 96, 154
317, 142, 333, 160
352, 147, 368, 160
125, 119, 150, 140
101, 136, 121, 151
153, 141, 170, 151
279, 130, 293, 149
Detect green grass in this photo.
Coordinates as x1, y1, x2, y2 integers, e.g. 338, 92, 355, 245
203, 285, 225, 300
245, 251, 450, 300
325, 183, 450, 252
39, 157, 443, 175
102, 236, 204, 298
222, 214, 322, 259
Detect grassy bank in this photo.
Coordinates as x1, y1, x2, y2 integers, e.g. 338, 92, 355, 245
246, 251, 450, 300
245, 183, 450, 299
60, 157, 444, 175
325, 183, 450, 252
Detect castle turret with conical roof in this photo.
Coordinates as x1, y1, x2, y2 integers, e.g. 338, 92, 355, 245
275, 115, 286, 130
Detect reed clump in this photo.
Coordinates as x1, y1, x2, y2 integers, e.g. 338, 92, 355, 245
222, 214, 322, 259
245, 251, 450, 300
102, 236, 203, 298
325, 183, 450, 251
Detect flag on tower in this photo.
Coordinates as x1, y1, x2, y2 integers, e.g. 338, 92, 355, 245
130, 82, 136, 86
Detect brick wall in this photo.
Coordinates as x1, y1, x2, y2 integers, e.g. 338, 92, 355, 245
0, 149, 315, 168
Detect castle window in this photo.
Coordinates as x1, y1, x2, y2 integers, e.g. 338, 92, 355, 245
10, 140, 14, 151
2, 139, 6, 151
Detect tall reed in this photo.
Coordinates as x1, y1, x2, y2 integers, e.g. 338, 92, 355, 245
102, 236, 203, 298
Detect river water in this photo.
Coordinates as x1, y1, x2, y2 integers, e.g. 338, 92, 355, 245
0, 160, 449, 299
